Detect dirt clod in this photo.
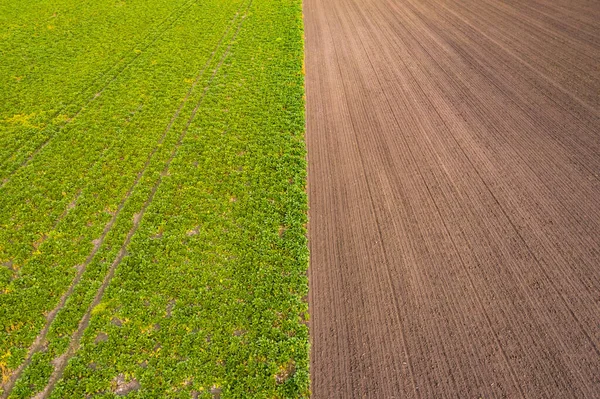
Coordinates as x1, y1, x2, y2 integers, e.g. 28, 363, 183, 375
113, 374, 140, 396
94, 332, 108, 344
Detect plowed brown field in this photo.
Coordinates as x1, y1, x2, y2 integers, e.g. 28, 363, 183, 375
304, 0, 600, 397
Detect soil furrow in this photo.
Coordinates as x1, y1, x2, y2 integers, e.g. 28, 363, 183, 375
305, 0, 600, 396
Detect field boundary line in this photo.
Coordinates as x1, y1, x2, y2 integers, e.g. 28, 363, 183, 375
0, 0, 199, 188
0, 4, 246, 396
35, 4, 252, 396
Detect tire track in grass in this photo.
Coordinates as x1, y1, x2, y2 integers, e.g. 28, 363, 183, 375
4, 144, 107, 283
0, 0, 243, 269
35, 6, 251, 397
4, 98, 142, 282
1, 0, 246, 377
0, 6, 246, 397
0, 0, 198, 188
30, 189, 83, 254
0, 0, 195, 169
0, 187, 81, 286
5, 138, 116, 281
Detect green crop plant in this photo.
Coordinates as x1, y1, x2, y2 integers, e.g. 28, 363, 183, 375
0, 0, 308, 397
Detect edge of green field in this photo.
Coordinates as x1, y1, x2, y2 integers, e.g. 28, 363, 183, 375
0, 0, 309, 397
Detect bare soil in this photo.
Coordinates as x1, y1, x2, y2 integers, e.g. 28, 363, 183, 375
304, 0, 600, 397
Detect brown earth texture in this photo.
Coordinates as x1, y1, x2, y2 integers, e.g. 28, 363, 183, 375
304, 0, 600, 397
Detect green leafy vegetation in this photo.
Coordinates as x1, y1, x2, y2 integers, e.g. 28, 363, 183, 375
0, 0, 308, 397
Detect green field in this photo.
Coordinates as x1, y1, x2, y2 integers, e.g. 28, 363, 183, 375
0, 0, 308, 397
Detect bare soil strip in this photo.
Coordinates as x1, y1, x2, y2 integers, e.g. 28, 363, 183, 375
304, 0, 600, 397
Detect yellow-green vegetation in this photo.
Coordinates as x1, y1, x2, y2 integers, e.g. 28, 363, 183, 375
0, 0, 308, 397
